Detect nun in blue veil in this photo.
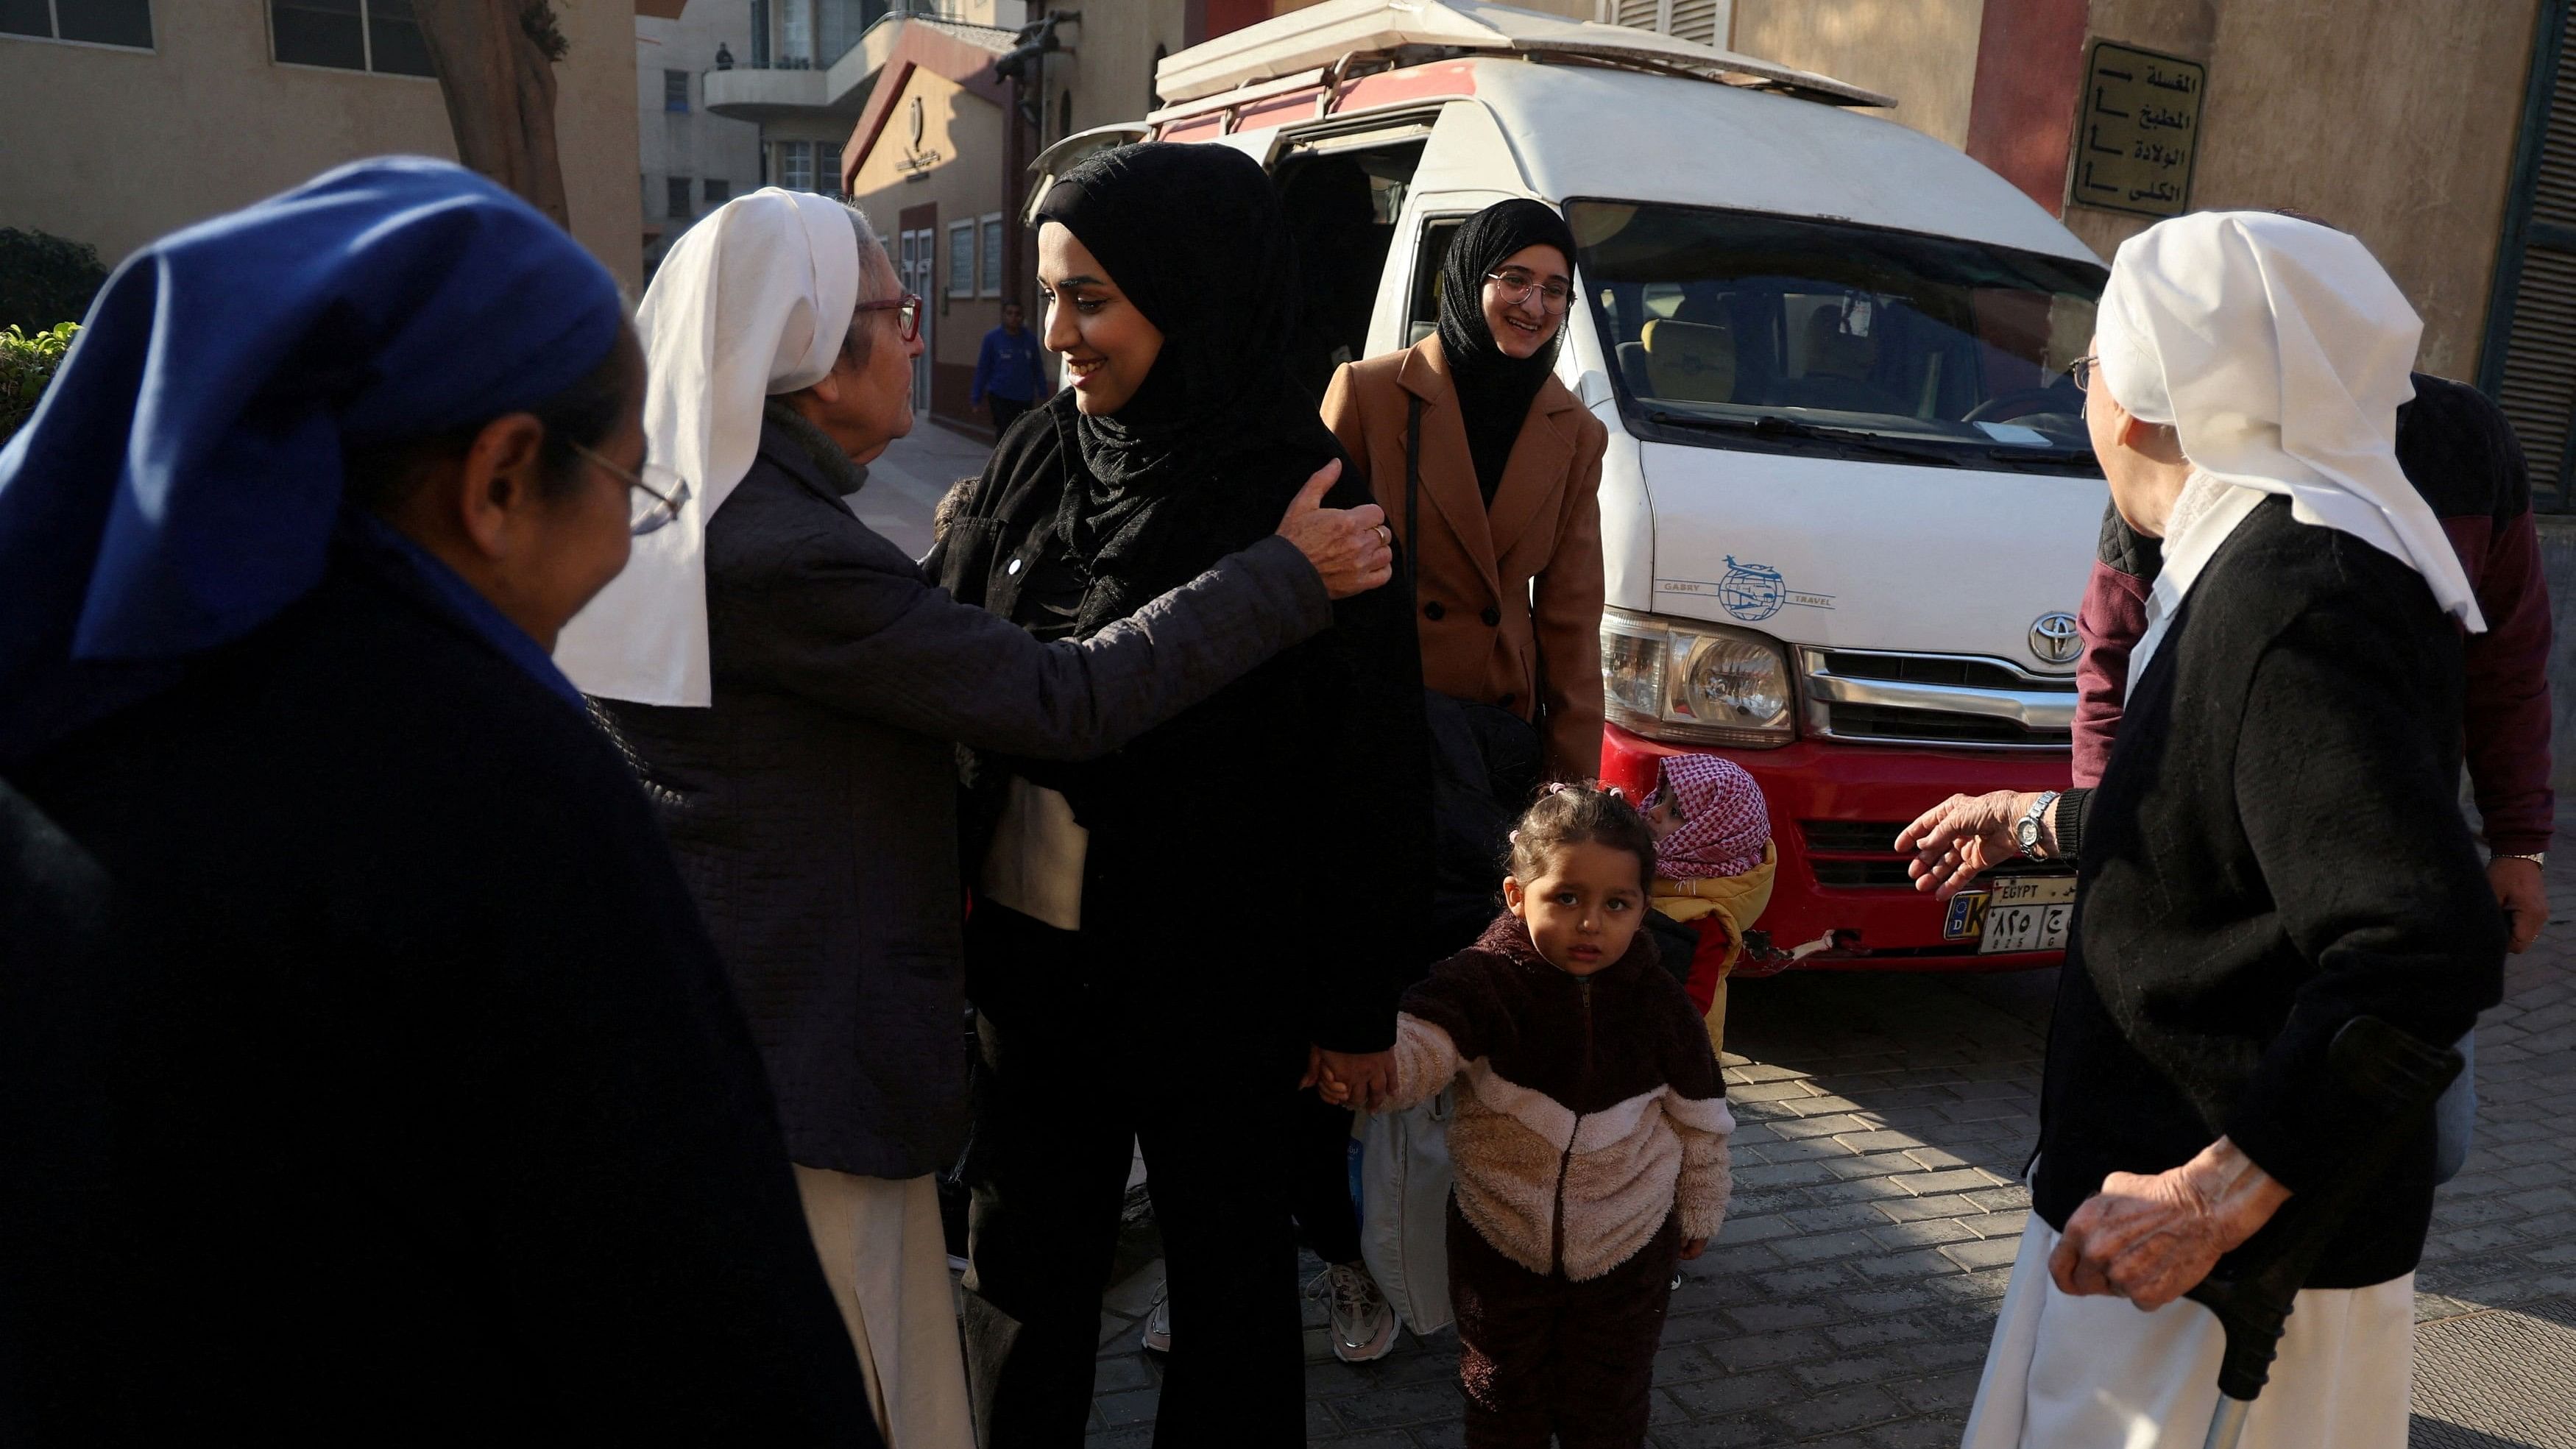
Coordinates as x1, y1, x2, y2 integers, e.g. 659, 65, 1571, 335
0, 160, 874, 1445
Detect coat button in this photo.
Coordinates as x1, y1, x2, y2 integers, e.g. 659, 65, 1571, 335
1006, 557, 1022, 575
1423, 600, 1446, 620
1481, 606, 1501, 627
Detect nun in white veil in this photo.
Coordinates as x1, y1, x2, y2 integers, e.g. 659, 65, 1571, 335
551, 186, 1394, 1449
1895, 212, 2506, 1449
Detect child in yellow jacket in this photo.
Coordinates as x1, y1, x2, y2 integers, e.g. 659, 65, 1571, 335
1640, 754, 1774, 1057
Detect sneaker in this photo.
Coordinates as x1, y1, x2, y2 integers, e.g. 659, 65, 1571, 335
1140, 1278, 1172, 1355
1308, 1261, 1398, 1364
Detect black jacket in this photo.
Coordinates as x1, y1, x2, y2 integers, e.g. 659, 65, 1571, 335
0, 541, 872, 1443
935, 392, 1435, 1051
2041, 497, 2506, 1288
599, 419, 1333, 1178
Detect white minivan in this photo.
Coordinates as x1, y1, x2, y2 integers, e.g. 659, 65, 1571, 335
1051, 1, 2106, 971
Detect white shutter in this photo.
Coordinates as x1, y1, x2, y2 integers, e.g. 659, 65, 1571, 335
1667, 0, 1722, 45
1609, 0, 1661, 31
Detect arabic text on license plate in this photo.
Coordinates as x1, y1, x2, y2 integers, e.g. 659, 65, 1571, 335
1980, 875, 2076, 954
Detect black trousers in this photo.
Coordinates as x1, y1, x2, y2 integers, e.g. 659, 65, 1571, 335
1292, 1090, 1364, 1266
987, 395, 1030, 436
960, 904, 1307, 1448
1448, 1200, 1680, 1449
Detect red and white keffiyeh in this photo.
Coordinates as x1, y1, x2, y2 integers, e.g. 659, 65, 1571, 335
1649, 754, 1769, 881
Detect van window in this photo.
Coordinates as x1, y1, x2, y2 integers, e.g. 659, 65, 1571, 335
1570, 200, 2106, 473
1273, 140, 1422, 399
1405, 217, 1465, 347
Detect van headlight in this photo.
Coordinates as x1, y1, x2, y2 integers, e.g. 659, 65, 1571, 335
1600, 608, 1797, 747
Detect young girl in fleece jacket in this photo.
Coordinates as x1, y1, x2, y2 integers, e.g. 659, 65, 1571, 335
1320, 784, 1733, 1449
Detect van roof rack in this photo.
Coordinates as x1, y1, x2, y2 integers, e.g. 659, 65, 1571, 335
1153, 0, 1894, 112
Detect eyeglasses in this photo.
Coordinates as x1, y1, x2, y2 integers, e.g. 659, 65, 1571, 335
857, 292, 924, 344
2069, 354, 2101, 393
1485, 269, 1573, 313
571, 443, 693, 536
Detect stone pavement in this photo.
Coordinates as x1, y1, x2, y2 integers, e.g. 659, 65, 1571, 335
850, 413, 992, 561
1083, 849, 2576, 1448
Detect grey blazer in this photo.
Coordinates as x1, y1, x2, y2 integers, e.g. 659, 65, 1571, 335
599, 419, 1331, 1179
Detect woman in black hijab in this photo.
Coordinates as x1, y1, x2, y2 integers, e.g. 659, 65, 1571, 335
932, 143, 1433, 1448
1323, 199, 1609, 792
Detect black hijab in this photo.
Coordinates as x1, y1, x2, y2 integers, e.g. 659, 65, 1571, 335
1436, 199, 1578, 505
1033, 143, 1340, 628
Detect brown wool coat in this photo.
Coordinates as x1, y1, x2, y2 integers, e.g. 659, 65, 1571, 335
1323, 336, 1609, 781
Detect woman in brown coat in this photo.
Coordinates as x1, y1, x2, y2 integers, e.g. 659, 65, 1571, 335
1323, 199, 1608, 784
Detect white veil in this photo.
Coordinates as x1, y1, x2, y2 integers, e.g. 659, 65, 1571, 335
553, 188, 864, 706
2096, 210, 2484, 666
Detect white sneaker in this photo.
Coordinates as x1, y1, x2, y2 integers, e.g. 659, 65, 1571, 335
1140, 1278, 1172, 1354
1309, 1261, 1398, 1364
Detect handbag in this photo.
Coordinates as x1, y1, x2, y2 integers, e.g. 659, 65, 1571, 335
1404, 394, 1546, 957
1358, 1086, 1457, 1336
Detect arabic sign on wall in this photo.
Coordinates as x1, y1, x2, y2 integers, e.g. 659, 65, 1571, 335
2069, 40, 2206, 219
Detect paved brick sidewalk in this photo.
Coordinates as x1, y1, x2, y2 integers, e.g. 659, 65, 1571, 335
1083, 857, 2576, 1448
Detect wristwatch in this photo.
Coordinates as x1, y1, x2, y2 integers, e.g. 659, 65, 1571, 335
2499, 851, 2547, 866
2015, 790, 2062, 861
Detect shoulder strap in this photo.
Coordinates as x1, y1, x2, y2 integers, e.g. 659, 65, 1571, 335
1405, 392, 1423, 588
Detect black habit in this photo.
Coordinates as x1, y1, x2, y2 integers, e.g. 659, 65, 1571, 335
0, 542, 872, 1442
2041, 496, 2506, 1288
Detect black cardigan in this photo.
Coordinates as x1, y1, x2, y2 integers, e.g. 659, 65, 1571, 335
2039, 496, 2505, 1289
933, 391, 1434, 1052
0, 544, 871, 1442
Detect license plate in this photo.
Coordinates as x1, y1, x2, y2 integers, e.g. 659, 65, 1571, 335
1942, 875, 2076, 954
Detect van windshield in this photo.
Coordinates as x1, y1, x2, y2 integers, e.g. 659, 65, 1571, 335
1569, 200, 2106, 473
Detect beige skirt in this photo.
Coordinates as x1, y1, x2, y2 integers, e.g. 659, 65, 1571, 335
1962, 1217, 2413, 1449
793, 1168, 974, 1449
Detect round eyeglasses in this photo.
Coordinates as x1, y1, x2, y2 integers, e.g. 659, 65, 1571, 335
572, 443, 693, 536
857, 292, 924, 344
2068, 354, 2101, 393
1485, 269, 1573, 313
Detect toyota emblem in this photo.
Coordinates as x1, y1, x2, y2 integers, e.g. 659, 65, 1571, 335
2029, 612, 2081, 665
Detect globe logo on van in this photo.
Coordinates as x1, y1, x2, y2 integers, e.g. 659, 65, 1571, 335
2029, 612, 2081, 665
1719, 556, 1786, 623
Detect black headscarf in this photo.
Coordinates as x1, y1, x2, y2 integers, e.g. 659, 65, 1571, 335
1436, 199, 1578, 505
1033, 143, 1341, 628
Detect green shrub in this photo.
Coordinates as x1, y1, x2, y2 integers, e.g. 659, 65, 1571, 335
0, 228, 110, 335
1, 322, 79, 446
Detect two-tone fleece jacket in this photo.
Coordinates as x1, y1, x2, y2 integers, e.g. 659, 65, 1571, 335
1384, 915, 1733, 1282
2073, 372, 2554, 854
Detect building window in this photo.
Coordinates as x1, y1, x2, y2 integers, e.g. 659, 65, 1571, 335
704, 177, 730, 204
1057, 89, 1072, 141
271, 0, 435, 77
667, 177, 693, 221
1, 0, 155, 48
664, 68, 690, 112
946, 221, 975, 299
978, 213, 1004, 297
778, 142, 813, 193
749, 0, 768, 67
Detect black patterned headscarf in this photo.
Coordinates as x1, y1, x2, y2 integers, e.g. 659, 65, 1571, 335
1436, 199, 1578, 503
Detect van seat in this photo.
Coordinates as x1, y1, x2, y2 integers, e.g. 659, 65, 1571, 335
1616, 341, 1652, 398
1641, 318, 1735, 404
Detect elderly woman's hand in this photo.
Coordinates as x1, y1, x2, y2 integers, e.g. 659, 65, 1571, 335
1895, 789, 2039, 901
2050, 1137, 2290, 1311
1274, 460, 1395, 600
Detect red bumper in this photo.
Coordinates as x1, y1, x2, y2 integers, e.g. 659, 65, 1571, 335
1601, 725, 2072, 972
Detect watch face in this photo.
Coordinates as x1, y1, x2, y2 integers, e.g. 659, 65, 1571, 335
2016, 817, 2039, 850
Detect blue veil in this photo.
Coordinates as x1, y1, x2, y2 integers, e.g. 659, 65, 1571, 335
0, 157, 625, 761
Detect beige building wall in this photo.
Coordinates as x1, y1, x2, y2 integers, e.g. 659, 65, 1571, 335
0, 1, 641, 295
848, 65, 1009, 421
1730, 0, 1985, 150
2070, 0, 2541, 380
